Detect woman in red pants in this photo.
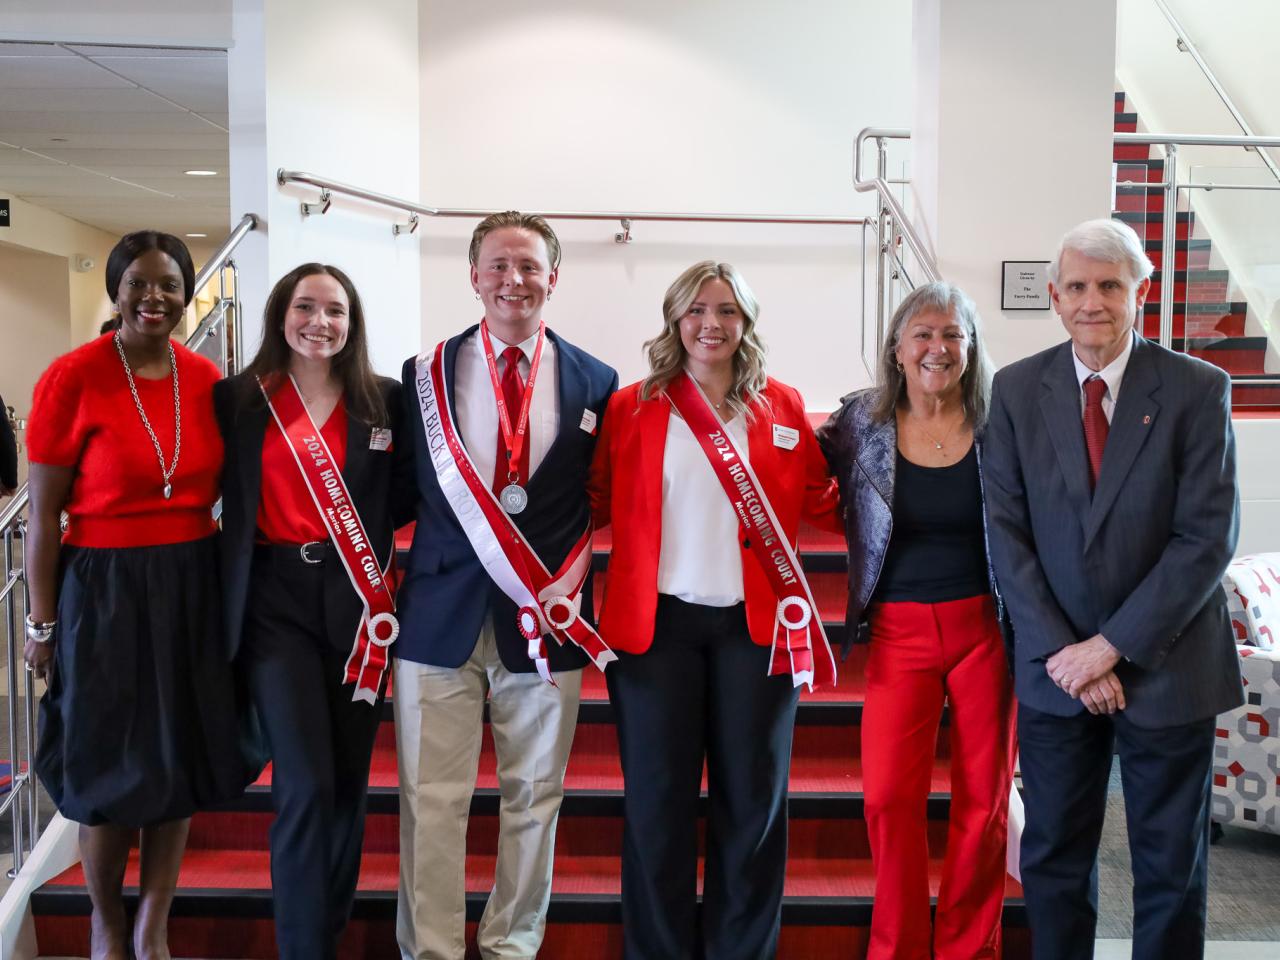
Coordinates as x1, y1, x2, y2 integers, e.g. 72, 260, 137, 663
817, 281, 1017, 959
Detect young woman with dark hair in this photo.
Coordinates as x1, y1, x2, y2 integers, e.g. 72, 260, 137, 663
213, 263, 410, 960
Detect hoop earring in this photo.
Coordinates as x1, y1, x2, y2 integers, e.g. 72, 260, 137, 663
474, 292, 480, 301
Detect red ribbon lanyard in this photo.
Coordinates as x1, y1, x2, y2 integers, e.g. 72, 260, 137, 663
665, 371, 836, 691
260, 375, 398, 704
479, 321, 545, 483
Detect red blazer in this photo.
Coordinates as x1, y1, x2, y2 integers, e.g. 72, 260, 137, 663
589, 377, 842, 655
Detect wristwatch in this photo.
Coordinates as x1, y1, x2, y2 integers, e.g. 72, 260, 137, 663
25, 615, 55, 644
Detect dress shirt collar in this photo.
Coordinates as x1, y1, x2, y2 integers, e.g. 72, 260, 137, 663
1072, 329, 1135, 402
485, 325, 542, 366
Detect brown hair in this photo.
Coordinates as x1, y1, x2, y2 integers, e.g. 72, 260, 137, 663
468, 211, 562, 270
242, 263, 387, 426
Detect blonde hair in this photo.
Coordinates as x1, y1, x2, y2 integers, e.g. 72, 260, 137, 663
468, 211, 562, 270
641, 261, 768, 420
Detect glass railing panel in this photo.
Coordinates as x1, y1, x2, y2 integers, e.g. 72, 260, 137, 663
1182, 164, 1280, 408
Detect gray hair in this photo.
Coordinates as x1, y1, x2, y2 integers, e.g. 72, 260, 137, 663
872, 281, 994, 428
1048, 218, 1153, 287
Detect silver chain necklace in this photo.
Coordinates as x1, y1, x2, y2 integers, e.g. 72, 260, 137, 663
114, 332, 181, 500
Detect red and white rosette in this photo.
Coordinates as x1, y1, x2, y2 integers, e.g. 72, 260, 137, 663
665, 371, 836, 691
260, 375, 398, 705
413, 343, 616, 683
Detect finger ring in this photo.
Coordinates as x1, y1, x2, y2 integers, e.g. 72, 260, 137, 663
24, 663, 32, 672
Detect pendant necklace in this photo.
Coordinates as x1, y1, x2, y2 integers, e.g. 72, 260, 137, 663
115, 333, 181, 500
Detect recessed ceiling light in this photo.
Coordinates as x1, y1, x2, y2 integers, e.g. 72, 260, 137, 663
185, 233, 208, 238
49, 137, 68, 143
184, 169, 218, 176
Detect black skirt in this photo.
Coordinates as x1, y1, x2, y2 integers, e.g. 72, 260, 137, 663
36, 535, 253, 827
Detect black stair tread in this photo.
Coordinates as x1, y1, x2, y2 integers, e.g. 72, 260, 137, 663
1142, 238, 1212, 252
1113, 210, 1195, 223
28, 884, 1029, 927
1143, 301, 1247, 315
1113, 111, 1138, 124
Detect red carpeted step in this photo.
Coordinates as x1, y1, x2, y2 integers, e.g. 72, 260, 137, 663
1113, 143, 1151, 161
251, 726, 951, 801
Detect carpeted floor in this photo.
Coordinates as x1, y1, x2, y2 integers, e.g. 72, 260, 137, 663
1096, 763, 1280, 940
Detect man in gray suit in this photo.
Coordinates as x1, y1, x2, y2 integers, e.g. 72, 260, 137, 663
984, 218, 1243, 960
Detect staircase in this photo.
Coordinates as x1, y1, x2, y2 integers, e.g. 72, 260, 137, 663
1113, 91, 1280, 409
26, 504, 1031, 958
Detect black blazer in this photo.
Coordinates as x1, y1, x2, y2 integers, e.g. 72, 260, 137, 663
0, 394, 16, 490
984, 336, 1244, 727
395, 326, 618, 673
213, 373, 406, 659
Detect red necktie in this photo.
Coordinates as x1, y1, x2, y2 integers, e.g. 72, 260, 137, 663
1082, 375, 1109, 490
493, 346, 531, 494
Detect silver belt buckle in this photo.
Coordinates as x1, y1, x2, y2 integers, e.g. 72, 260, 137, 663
299, 541, 326, 565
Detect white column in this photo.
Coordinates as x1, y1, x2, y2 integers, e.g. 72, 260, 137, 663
911, 0, 1118, 364
228, 0, 421, 376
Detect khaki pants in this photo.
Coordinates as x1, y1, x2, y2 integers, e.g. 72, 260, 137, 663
393, 621, 582, 960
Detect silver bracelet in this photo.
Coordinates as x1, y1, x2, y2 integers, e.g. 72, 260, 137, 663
25, 615, 55, 644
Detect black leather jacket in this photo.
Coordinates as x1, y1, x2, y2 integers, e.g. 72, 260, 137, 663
816, 388, 1011, 656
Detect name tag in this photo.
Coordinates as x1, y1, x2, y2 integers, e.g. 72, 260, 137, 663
369, 428, 392, 451
772, 424, 800, 450
579, 408, 598, 435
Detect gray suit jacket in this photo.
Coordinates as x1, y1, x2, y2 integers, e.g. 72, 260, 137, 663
984, 336, 1243, 728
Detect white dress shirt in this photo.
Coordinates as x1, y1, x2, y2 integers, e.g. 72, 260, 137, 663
454, 327, 559, 484
656, 411, 750, 607
1072, 330, 1136, 424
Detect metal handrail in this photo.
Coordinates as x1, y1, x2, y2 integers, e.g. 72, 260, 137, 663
1150, 0, 1280, 186
851, 128, 940, 284
1115, 132, 1280, 148
276, 168, 868, 234
0, 212, 258, 876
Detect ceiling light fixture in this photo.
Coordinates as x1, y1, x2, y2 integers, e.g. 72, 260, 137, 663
185, 233, 208, 238
184, 169, 218, 176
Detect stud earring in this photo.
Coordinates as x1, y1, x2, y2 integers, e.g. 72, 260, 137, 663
474, 292, 481, 301
895, 361, 904, 373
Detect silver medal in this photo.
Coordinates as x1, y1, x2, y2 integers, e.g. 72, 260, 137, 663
500, 483, 528, 515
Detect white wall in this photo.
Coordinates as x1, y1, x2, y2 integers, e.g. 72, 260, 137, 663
229, 0, 420, 379
0, 188, 116, 343
0, 243, 71, 485
418, 0, 913, 410
911, 0, 1118, 367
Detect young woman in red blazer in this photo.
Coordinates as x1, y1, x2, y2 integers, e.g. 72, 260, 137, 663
589, 261, 841, 960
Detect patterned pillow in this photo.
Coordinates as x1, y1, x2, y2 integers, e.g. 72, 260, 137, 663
1222, 554, 1280, 649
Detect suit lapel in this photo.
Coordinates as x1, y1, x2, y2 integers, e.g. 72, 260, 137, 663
1084, 339, 1161, 548
855, 412, 896, 510
442, 327, 472, 449
530, 329, 584, 483
1039, 343, 1093, 532
343, 402, 371, 496
236, 398, 269, 522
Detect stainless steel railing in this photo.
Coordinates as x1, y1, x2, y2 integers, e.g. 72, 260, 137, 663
1150, 0, 1280, 188
0, 212, 258, 877
275, 168, 878, 374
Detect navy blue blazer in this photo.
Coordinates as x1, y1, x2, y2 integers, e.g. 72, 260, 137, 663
817, 388, 1009, 656
984, 336, 1244, 727
394, 326, 618, 673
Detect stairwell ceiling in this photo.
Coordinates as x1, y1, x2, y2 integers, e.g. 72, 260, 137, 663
0, 40, 229, 239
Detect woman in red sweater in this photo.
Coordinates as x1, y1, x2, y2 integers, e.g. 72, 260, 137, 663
589, 261, 841, 960
24, 232, 250, 960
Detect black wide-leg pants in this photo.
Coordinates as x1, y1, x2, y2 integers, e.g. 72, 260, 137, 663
607, 594, 801, 960
240, 546, 384, 960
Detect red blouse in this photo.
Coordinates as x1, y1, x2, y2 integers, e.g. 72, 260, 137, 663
26, 333, 222, 548
256, 401, 348, 544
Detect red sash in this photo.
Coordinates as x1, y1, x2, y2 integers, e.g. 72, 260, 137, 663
260, 376, 397, 705
665, 371, 836, 690
414, 344, 616, 682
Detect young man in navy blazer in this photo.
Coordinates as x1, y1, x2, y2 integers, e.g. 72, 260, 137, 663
985, 218, 1243, 960
393, 212, 617, 960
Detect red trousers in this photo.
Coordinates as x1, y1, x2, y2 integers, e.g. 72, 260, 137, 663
862, 594, 1016, 960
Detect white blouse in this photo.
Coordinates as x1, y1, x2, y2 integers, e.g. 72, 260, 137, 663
656, 411, 750, 607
